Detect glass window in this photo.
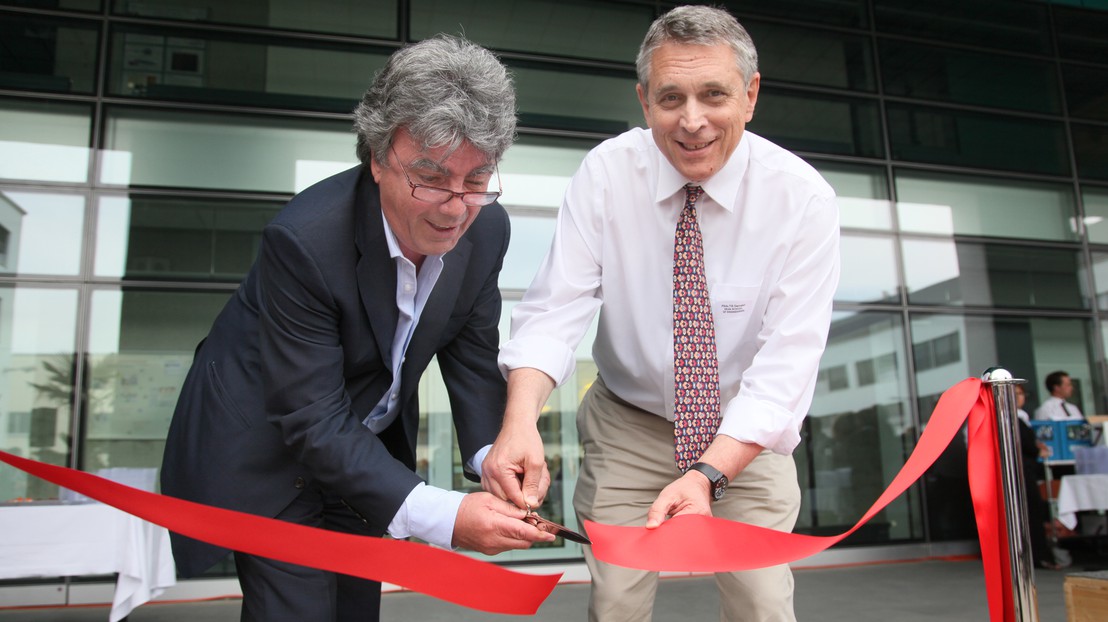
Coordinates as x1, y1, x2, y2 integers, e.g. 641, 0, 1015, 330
0, 191, 85, 277
501, 135, 595, 183
108, 26, 386, 113
811, 161, 892, 231
1091, 251, 1108, 310
8, 0, 100, 10
911, 313, 1097, 430
886, 103, 1069, 176
1073, 123, 1108, 182
513, 64, 641, 135
873, 0, 1051, 54
411, 0, 651, 63
94, 195, 281, 281
0, 286, 79, 502
746, 20, 875, 92
721, 0, 869, 29
0, 98, 91, 184
1086, 187, 1108, 245
1062, 64, 1108, 123
837, 233, 900, 304
911, 313, 1097, 539
879, 39, 1061, 115
901, 238, 1088, 310
797, 311, 920, 544
500, 214, 555, 292
101, 107, 357, 193
894, 170, 1077, 241
85, 288, 231, 484
1053, 5, 1108, 64
112, 0, 397, 40
0, 12, 99, 94
752, 89, 883, 158
498, 136, 593, 291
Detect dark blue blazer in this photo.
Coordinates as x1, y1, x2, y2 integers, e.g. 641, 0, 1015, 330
161, 165, 509, 577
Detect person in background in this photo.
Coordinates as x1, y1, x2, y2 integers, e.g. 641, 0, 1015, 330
161, 35, 553, 622
484, 6, 840, 620
1015, 384, 1063, 570
1034, 370, 1086, 421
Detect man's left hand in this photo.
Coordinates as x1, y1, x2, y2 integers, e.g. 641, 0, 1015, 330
645, 470, 714, 528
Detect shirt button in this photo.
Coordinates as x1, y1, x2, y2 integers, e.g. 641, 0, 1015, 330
294, 477, 306, 489
404, 283, 414, 293
391, 392, 399, 400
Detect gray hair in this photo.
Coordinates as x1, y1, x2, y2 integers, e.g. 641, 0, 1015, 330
636, 5, 758, 91
354, 34, 517, 167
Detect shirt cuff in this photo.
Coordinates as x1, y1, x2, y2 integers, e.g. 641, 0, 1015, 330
717, 394, 802, 455
468, 444, 493, 479
386, 482, 466, 550
498, 335, 577, 386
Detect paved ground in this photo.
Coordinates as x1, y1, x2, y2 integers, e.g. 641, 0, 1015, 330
0, 557, 1084, 621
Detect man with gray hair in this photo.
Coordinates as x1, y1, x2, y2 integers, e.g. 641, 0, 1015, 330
486, 6, 840, 620
162, 34, 553, 622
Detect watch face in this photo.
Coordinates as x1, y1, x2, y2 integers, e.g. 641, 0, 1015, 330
713, 478, 728, 500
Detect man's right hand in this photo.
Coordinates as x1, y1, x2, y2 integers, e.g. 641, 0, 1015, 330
482, 368, 557, 510
451, 492, 556, 554
482, 420, 549, 510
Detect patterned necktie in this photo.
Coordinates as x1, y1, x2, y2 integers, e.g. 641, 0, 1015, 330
672, 185, 721, 472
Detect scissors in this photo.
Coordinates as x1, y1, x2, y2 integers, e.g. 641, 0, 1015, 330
523, 505, 591, 545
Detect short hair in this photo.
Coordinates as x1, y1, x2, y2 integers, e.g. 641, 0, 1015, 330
353, 34, 517, 167
636, 5, 759, 91
1044, 371, 1069, 394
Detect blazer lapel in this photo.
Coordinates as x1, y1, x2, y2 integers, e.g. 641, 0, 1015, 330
354, 169, 398, 364
401, 236, 472, 392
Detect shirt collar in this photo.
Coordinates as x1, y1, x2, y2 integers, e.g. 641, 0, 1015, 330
380, 210, 444, 267
652, 131, 751, 213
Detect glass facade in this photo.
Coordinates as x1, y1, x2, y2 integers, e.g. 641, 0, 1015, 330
2, 0, 1108, 580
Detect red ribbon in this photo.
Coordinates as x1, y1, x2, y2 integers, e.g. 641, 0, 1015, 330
0, 378, 1014, 619
586, 378, 1014, 622
0, 450, 560, 615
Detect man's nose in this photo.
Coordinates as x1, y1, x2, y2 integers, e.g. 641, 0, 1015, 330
680, 101, 708, 133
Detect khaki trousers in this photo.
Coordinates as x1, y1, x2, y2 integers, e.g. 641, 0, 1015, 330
573, 376, 800, 622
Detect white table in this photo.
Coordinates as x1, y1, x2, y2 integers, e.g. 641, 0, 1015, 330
1056, 474, 1108, 531
0, 503, 176, 621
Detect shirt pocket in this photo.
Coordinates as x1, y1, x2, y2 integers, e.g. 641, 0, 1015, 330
710, 283, 762, 347
711, 283, 762, 320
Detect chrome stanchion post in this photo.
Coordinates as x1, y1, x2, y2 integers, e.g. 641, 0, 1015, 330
981, 367, 1039, 622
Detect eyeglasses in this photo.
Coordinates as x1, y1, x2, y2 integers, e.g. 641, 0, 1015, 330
391, 147, 502, 207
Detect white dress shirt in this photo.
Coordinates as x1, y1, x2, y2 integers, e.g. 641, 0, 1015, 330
371, 211, 490, 550
1035, 396, 1085, 422
499, 128, 840, 455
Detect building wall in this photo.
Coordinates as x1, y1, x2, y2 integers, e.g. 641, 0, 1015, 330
0, 0, 1106, 571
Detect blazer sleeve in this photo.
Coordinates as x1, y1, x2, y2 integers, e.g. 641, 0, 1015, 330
438, 205, 511, 481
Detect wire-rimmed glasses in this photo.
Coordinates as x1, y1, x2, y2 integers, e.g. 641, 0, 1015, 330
391, 147, 502, 207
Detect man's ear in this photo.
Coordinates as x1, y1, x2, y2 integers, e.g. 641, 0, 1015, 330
636, 83, 652, 128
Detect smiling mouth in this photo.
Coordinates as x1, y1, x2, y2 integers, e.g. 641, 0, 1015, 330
428, 221, 460, 232
679, 140, 713, 152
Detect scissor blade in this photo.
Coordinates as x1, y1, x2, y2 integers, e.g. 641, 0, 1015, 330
525, 513, 592, 545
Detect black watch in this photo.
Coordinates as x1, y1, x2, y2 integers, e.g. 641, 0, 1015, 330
688, 462, 729, 501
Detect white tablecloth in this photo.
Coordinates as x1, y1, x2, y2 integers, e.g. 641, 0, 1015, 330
0, 503, 176, 621
1056, 474, 1108, 530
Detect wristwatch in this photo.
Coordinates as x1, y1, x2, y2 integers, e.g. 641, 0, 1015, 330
688, 462, 729, 501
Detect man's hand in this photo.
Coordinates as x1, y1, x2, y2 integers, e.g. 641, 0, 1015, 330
451, 492, 556, 554
645, 470, 714, 528
482, 421, 550, 510
482, 368, 557, 510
